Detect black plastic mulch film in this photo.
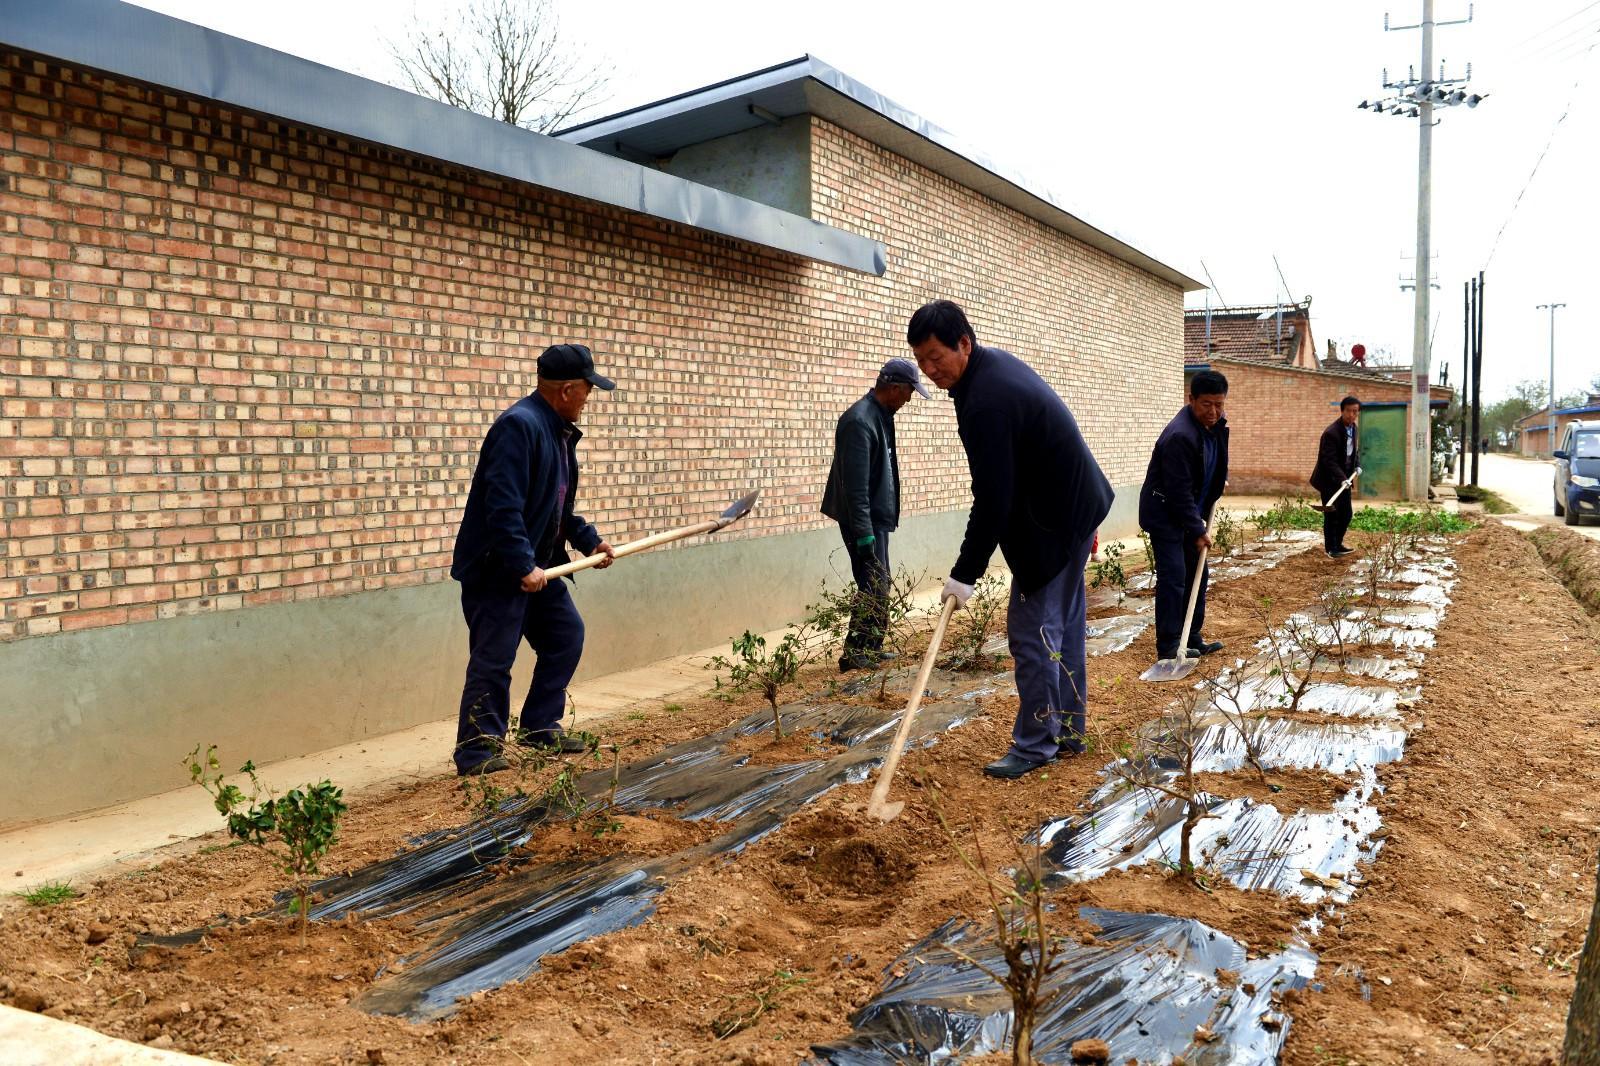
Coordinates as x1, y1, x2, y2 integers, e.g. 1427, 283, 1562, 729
814, 539, 1457, 1064
142, 531, 1456, 1064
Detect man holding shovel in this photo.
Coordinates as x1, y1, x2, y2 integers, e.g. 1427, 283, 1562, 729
821, 359, 929, 672
908, 300, 1114, 779
449, 344, 618, 777
1138, 370, 1230, 671
1312, 396, 1361, 559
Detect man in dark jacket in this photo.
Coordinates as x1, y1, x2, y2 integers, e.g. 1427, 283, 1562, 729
909, 300, 1115, 779
1138, 370, 1230, 665
449, 344, 617, 776
821, 358, 929, 671
1311, 396, 1361, 558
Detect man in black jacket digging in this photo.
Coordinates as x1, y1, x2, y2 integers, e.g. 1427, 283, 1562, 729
908, 300, 1114, 779
1311, 396, 1361, 558
1138, 370, 1230, 668
449, 344, 618, 777
821, 359, 929, 671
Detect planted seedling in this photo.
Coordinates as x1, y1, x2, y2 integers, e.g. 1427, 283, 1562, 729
1089, 540, 1128, 599
708, 626, 818, 739
930, 795, 1066, 1065
1094, 686, 1215, 884
944, 572, 1007, 672
186, 744, 347, 945
1203, 656, 1275, 786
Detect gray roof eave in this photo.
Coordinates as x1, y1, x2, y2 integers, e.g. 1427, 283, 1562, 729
0, 0, 886, 276
559, 56, 1203, 292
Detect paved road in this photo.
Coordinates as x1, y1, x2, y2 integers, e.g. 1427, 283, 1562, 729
1473, 451, 1600, 542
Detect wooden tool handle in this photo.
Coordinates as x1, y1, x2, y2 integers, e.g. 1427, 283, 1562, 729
541, 518, 720, 580
865, 595, 959, 815
1174, 509, 1218, 667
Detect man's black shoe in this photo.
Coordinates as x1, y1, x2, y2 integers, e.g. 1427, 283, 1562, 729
839, 653, 874, 673
1187, 639, 1224, 657
458, 754, 511, 777
1327, 547, 1357, 559
520, 730, 590, 754
982, 753, 1053, 779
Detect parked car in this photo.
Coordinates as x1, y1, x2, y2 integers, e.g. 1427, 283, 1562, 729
1553, 419, 1600, 526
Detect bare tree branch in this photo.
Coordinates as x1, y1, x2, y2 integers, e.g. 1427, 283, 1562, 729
390, 0, 611, 133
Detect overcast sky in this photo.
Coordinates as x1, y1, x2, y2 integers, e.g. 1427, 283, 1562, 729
125, 0, 1598, 405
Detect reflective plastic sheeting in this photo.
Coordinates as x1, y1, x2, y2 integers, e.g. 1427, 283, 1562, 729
810, 908, 1315, 1065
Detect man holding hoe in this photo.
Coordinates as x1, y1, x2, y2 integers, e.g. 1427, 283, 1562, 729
909, 300, 1114, 779
1138, 370, 1230, 670
1312, 396, 1362, 559
449, 344, 618, 777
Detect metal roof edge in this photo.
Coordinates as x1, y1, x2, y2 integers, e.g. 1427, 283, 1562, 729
560, 55, 1202, 292
0, 2, 886, 276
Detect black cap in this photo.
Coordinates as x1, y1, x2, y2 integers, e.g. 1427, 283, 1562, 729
537, 343, 615, 390
877, 357, 929, 398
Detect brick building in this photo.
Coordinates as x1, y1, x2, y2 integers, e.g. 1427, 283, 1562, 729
1516, 396, 1600, 456
0, 3, 1199, 821
1184, 303, 1452, 497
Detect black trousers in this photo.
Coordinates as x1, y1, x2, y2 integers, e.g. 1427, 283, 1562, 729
1323, 487, 1353, 552
840, 527, 890, 657
1151, 532, 1208, 659
453, 577, 585, 773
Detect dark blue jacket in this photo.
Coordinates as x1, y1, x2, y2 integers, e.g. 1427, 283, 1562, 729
451, 393, 602, 585
1138, 406, 1229, 541
950, 345, 1115, 593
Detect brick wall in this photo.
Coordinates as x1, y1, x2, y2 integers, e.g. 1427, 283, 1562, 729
1212, 358, 1444, 494
808, 122, 1184, 495
1, 50, 1182, 643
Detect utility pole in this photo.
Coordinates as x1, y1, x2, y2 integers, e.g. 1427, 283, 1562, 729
1537, 302, 1565, 455
1359, 1, 1484, 498
1472, 271, 1483, 484
1459, 280, 1470, 485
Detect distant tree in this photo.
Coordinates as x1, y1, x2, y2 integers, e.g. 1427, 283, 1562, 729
390, 0, 609, 133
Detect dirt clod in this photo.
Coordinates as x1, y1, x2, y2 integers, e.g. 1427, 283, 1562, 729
1070, 1036, 1111, 1063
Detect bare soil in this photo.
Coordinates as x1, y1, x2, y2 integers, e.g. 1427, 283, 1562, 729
1, 522, 1596, 1064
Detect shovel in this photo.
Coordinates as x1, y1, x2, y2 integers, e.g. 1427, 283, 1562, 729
1140, 509, 1216, 684
864, 594, 960, 822
1311, 467, 1362, 512
543, 489, 759, 580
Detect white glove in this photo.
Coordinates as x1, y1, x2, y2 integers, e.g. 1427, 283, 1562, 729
942, 576, 975, 609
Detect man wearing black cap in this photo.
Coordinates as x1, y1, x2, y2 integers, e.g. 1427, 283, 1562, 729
449, 344, 617, 776
821, 358, 929, 672
908, 300, 1114, 779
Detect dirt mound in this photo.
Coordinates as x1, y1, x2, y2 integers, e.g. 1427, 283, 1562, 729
1530, 524, 1600, 619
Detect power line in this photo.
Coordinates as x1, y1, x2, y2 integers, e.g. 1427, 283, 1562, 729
1502, 19, 1600, 68
1482, 38, 1599, 267
1505, 0, 1600, 56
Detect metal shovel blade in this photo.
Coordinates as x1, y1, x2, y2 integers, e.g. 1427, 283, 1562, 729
1140, 655, 1198, 683
714, 489, 760, 529
866, 799, 905, 822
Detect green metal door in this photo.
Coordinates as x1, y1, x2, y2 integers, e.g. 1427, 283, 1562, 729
1358, 405, 1406, 499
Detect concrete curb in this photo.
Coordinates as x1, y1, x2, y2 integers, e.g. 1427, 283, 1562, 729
0, 1005, 224, 1065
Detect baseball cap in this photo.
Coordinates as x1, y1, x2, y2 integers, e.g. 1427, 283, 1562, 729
537, 343, 615, 390
877, 357, 929, 398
